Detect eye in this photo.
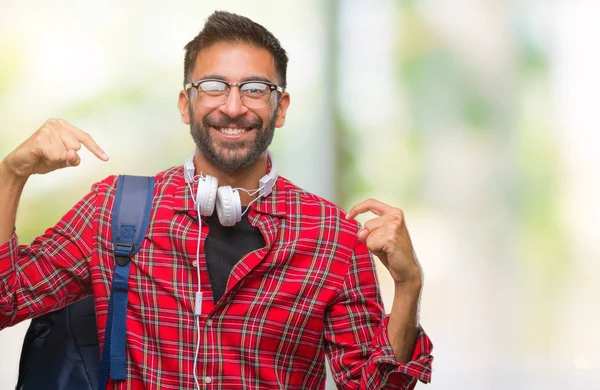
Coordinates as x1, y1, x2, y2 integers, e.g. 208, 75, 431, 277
241, 82, 269, 96
198, 80, 227, 94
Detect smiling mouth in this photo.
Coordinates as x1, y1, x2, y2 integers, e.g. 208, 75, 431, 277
214, 126, 252, 135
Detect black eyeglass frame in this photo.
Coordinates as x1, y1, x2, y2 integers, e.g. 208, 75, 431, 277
184, 78, 284, 109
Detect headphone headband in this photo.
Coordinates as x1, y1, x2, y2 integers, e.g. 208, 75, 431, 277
184, 152, 196, 184
259, 150, 278, 197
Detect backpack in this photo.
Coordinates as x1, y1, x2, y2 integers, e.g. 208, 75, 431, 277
16, 175, 155, 390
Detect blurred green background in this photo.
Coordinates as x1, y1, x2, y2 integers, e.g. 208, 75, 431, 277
1, 0, 599, 388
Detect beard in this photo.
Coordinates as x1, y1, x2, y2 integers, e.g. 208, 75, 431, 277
189, 104, 277, 172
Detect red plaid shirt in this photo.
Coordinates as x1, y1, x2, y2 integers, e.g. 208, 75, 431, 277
0, 166, 433, 389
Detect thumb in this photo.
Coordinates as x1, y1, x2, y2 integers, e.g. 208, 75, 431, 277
65, 150, 81, 167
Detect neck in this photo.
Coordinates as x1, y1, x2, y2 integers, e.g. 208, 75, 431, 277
192, 150, 269, 205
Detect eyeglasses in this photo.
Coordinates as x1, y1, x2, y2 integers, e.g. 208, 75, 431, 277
184, 79, 284, 109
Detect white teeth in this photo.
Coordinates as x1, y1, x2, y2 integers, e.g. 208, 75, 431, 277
219, 128, 247, 135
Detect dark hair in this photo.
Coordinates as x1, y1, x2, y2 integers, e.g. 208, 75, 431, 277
183, 11, 288, 89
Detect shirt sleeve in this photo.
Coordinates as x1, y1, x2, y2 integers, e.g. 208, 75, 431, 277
324, 236, 433, 389
0, 183, 102, 330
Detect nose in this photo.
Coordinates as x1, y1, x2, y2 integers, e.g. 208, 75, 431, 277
218, 86, 249, 118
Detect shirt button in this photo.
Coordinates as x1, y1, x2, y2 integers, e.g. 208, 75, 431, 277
192, 260, 198, 267
204, 376, 212, 384
206, 319, 213, 327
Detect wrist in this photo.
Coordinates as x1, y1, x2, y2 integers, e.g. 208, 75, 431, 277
0, 158, 29, 187
393, 275, 422, 294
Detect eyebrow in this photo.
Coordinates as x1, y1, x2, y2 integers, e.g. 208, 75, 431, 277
197, 74, 275, 84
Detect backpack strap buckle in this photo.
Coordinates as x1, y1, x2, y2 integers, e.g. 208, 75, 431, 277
114, 242, 134, 266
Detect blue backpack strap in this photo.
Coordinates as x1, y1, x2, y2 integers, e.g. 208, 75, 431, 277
99, 175, 154, 389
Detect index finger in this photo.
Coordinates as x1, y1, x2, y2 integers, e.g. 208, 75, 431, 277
60, 119, 109, 161
345, 198, 398, 220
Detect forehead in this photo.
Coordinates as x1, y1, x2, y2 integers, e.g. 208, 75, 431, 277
192, 41, 277, 82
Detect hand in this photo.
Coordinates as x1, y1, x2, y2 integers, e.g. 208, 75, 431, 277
346, 198, 422, 287
2, 118, 109, 178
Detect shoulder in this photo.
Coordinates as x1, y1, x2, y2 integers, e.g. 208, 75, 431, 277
87, 165, 184, 204
151, 165, 185, 187
275, 175, 361, 235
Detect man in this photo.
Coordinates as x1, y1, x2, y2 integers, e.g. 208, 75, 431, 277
0, 10, 433, 390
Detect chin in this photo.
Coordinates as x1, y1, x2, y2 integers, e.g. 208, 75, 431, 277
214, 149, 256, 171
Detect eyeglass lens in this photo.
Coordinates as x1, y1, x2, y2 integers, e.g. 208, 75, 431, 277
197, 80, 272, 109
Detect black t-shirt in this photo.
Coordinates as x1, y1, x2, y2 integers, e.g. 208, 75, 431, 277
204, 209, 265, 303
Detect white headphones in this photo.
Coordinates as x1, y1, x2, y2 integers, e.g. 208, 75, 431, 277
184, 151, 278, 227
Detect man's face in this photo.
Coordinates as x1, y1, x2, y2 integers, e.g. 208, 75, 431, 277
179, 42, 290, 171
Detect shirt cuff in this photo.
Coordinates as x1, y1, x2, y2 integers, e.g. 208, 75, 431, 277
0, 232, 18, 277
373, 316, 434, 385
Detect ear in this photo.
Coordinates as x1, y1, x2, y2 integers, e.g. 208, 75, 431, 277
178, 90, 191, 125
274, 92, 290, 128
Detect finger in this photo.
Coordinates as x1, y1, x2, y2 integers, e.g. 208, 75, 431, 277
59, 119, 109, 161
357, 228, 370, 242
39, 130, 72, 168
57, 131, 82, 152
42, 125, 82, 168
357, 217, 407, 244
362, 212, 405, 234
346, 198, 399, 220
65, 150, 81, 167
363, 221, 414, 257
57, 132, 83, 167
361, 225, 394, 265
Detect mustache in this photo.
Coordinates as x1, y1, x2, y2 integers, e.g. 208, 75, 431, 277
203, 114, 263, 129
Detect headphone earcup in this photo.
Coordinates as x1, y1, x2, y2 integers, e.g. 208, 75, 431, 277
216, 186, 242, 227
196, 175, 218, 216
